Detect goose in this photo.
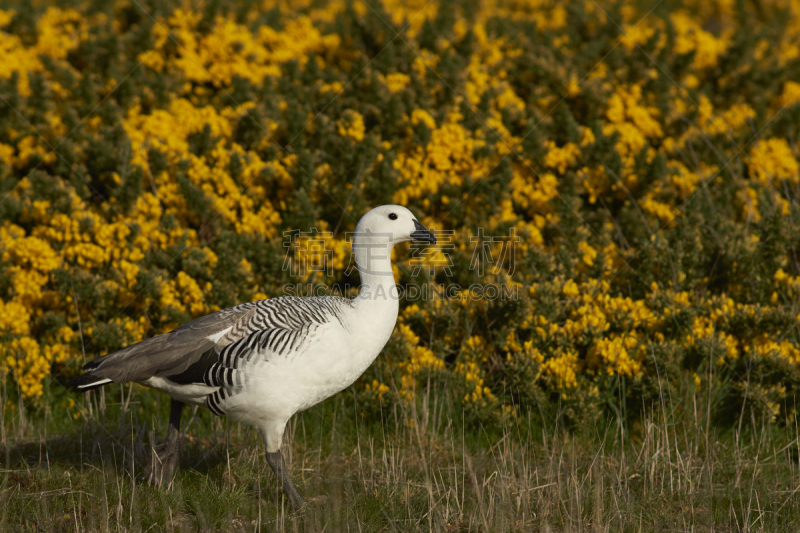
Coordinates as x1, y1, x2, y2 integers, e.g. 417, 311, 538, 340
69, 205, 436, 507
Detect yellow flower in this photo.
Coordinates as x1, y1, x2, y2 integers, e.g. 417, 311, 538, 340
562, 279, 580, 297
410, 109, 436, 129
577, 241, 597, 267
779, 81, 800, 108
0, 299, 31, 335
384, 72, 410, 93
544, 141, 581, 174
337, 109, 366, 142
671, 11, 729, 70
748, 138, 799, 184
542, 350, 579, 389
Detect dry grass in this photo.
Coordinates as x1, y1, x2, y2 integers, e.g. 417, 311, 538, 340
2, 376, 800, 532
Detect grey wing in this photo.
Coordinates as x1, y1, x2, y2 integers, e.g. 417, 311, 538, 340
74, 304, 259, 384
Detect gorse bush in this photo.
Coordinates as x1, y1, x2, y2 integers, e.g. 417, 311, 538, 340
1, 0, 800, 431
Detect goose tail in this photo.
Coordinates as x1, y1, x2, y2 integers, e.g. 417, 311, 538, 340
67, 372, 114, 391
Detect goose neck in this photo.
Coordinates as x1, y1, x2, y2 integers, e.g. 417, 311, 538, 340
352, 234, 398, 308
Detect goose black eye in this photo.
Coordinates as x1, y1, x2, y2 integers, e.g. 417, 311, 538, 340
388, 213, 398, 220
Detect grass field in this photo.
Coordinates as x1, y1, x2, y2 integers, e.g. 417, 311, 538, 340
4, 374, 800, 531
0, 376, 800, 532
3, 0, 800, 529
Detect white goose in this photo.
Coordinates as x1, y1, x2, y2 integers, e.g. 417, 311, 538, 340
69, 205, 436, 507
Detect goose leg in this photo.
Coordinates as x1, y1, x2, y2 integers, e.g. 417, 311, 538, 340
146, 399, 184, 487
265, 450, 306, 508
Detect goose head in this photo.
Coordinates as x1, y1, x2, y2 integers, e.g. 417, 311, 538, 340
353, 205, 436, 246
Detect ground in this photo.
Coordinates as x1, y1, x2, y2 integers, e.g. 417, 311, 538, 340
3, 379, 800, 532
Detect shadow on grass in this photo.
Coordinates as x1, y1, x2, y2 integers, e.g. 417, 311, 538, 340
2, 414, 233, 479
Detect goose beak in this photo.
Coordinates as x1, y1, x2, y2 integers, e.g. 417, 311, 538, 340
410, 219, 437, 244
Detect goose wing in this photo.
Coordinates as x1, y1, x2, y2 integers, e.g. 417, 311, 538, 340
70, 304, 259, 387
69, 297, 352, 389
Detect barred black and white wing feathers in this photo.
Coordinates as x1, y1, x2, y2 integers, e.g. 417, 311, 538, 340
203, 332, 256, 415
201, 296, 353, 416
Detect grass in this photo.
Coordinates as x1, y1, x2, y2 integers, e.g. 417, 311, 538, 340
3, 376, 800, 532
